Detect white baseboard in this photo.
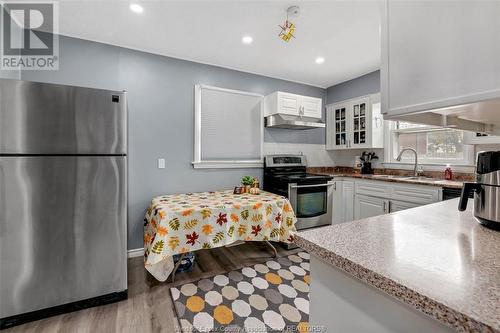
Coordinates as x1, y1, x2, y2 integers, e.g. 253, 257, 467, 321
127, 247, 144, 258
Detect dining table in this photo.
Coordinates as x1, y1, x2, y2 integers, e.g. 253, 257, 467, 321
143, 189, 297, 282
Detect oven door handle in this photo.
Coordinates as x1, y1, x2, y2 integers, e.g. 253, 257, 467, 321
289, 183, 335, 189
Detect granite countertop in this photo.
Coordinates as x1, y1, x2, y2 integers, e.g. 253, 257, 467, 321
294, 199, 500, 332
327, 173, 465, 189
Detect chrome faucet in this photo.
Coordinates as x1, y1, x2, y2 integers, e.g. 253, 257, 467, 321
396, 147, 420, 176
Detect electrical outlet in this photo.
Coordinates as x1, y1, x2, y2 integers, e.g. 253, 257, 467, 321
158, 158, 165, 169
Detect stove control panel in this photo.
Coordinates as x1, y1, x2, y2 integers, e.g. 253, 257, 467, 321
265, 155, 306, 167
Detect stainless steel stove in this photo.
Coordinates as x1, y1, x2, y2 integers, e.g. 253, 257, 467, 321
264, 155, 334, 231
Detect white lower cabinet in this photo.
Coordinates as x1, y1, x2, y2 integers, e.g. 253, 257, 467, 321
388, 199, 421, 213
343, 181, 354, 222
354, 195, 388, 220
332, 179, 354, 224
338, 179, 442, 222
332, 180, 343, 224
356, 180, 440, 219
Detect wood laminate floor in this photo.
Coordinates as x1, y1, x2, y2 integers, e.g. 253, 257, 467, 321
4, 242, 299, 333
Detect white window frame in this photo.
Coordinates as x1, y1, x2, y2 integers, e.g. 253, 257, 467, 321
192, 84, 264, 169
384, 121, 475, 167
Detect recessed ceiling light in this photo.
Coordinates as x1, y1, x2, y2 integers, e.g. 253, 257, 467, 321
242, 36, 253, 44
129, 3, 143, 14
315, 57, 325, 64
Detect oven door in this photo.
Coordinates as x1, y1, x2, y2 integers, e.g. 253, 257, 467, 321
288, 181, 334, 230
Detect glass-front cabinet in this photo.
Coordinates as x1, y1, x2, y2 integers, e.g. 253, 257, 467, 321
326, 94, 384, 150
351, 98, 368, 147
333, 104, 348, 148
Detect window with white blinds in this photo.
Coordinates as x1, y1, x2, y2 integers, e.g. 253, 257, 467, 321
193, 85, 264, 168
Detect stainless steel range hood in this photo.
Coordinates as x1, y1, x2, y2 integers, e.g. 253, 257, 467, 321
265, 114, 325, 130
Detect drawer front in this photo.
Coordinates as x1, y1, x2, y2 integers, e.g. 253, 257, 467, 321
355, 181, 390, 198
391, 184, 440, 205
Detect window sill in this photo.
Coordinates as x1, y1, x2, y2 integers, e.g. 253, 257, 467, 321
192, 160, 263, 169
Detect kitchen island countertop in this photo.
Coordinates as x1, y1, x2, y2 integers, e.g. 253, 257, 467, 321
294, 198, 500, 332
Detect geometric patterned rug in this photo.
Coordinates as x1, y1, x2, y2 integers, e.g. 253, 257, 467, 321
170, 251, 310, 333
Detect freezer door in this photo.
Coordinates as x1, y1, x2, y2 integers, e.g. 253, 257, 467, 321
0, 156, 127, 318
0, 79, 126, 154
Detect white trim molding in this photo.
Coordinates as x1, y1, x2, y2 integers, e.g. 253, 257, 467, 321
127, 248, 144, 258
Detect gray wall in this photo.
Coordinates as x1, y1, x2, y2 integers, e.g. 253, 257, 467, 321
20, 35, 325, 249
326, 70, 380, 104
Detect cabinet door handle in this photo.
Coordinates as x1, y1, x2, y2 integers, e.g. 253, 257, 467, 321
388, 200, 391, 213
383, 201, 387, 213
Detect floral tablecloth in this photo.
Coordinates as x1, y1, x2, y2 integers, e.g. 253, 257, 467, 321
143, 190, 297, 281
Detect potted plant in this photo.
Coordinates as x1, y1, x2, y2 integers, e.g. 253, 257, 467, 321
241, 176, 254, 193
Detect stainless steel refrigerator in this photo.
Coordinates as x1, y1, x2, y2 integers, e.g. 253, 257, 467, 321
0, 78, 127, 329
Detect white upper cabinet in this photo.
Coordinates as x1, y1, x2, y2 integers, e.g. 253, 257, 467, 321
265, 92, 322, 119
381, 0, 500, 118
301, 96, 322, 118
276, 92, 300, 116
326, 101, 349, 149
326, 94, 384, 150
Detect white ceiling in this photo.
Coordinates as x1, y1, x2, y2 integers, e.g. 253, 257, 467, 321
55, 0, 381, 88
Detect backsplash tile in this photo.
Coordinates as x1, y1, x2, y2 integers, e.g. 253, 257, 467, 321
264, 142, 335, 167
